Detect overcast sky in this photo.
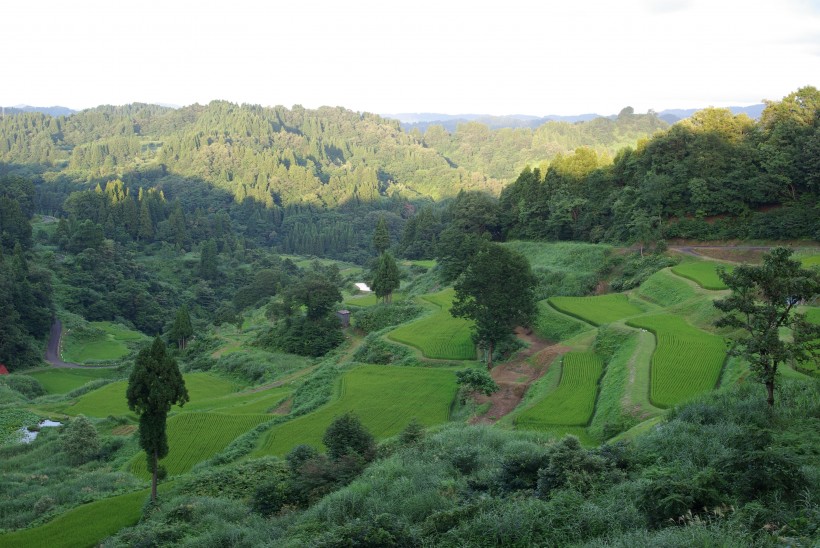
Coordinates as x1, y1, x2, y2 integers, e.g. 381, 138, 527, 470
3, 0, 818, 116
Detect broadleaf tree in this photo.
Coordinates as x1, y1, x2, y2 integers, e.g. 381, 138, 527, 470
126, 337, 189, 502
714, 247, 820, 406
451, 243, 537, 368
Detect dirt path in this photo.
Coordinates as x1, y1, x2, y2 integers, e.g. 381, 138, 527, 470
469, 328, 570, 425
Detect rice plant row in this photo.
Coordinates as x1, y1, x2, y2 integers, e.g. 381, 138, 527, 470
627, 314, 726, 408
253, 365, 458, 456
387, 288, 475, 360
54, 373, 241, 418
129, 412, 270, 478
516, 352, 604, 429
548, 294, 644, 326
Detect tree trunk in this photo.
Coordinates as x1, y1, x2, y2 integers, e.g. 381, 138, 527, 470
151, 449, 158, 502
486, 341, 494, 370
766, 380, 775, 407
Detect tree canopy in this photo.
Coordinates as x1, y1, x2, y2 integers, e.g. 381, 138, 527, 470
714, 247, 820, 406
451, 243, 537, 367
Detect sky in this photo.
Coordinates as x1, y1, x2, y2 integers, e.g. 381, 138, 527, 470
3, 0, 819, 116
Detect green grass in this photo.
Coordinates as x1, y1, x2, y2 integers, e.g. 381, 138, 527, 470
25, 368, 118, 394
344, 293, 405, 307
548, 294, 645, 326
387, 289, 475, 360
53, 373, 240, 417
671, 260, 732, 290
0, 483, 174, 548
253, 365, 458, 457
636, 269, 699, 307
799, 254, 820, 268
627, 314, 726, 408
406, 259, 436, 268
532, 299, 595, 343
516, 352, 604, 428
62, 321, 147, 363
129, 413, 270, 478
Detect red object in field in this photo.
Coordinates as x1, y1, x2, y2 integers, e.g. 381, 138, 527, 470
0, 364, 8, 375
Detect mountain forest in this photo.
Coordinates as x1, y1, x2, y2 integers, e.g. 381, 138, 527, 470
0, 86, 818, 547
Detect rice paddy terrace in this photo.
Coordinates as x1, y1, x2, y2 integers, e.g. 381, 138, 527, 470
3, 244, 818, 547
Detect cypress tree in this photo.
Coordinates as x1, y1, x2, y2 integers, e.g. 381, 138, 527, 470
126, 337, 188, 502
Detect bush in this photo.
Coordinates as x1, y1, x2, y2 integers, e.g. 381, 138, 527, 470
353, 335, 415, 365
498, 442, 550, 492
0, 374, 46, 399
257, 315, 344, 357
352, 303, 423, 333
61, 414, 101, 465
323, 412, 376, 462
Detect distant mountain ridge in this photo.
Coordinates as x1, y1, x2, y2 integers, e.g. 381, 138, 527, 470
2, 105, 76, 117
387, 104, 765, 132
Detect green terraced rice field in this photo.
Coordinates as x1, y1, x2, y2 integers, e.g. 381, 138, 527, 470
636, 269, 699, 306
799, 254, 820, 268
0, 484, 174, 548
515, 352, 604, 429
549, 294, 644, 325
671, 260, 732, 290
388, 289, 475, 360
627, 314, 726, 408
62, 321, 147, 363
254, 365, 457, 456
25, 368, 118, 394
344, 293, 405, 307
181, 385, 292, 414
130, 412, 270, 478
56, 373, 240, 417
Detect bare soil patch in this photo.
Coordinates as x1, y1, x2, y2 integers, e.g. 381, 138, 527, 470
469, 328, 571, 425
111, 425, 137, 436
273, 398, 292, 415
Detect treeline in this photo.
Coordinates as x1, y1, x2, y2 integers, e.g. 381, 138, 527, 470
411, 87, 820, 247
0, 176, 54, 369
415, 106, 669, 180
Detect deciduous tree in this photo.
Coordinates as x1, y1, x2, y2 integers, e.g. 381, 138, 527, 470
452, 244, 537, 368
714, 247, 820, 406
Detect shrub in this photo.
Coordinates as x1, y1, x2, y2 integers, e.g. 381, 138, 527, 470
62, 415, 101, 465
0, 374, 46, 399
323, 412, 376, 462
352, 303, 423, 333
